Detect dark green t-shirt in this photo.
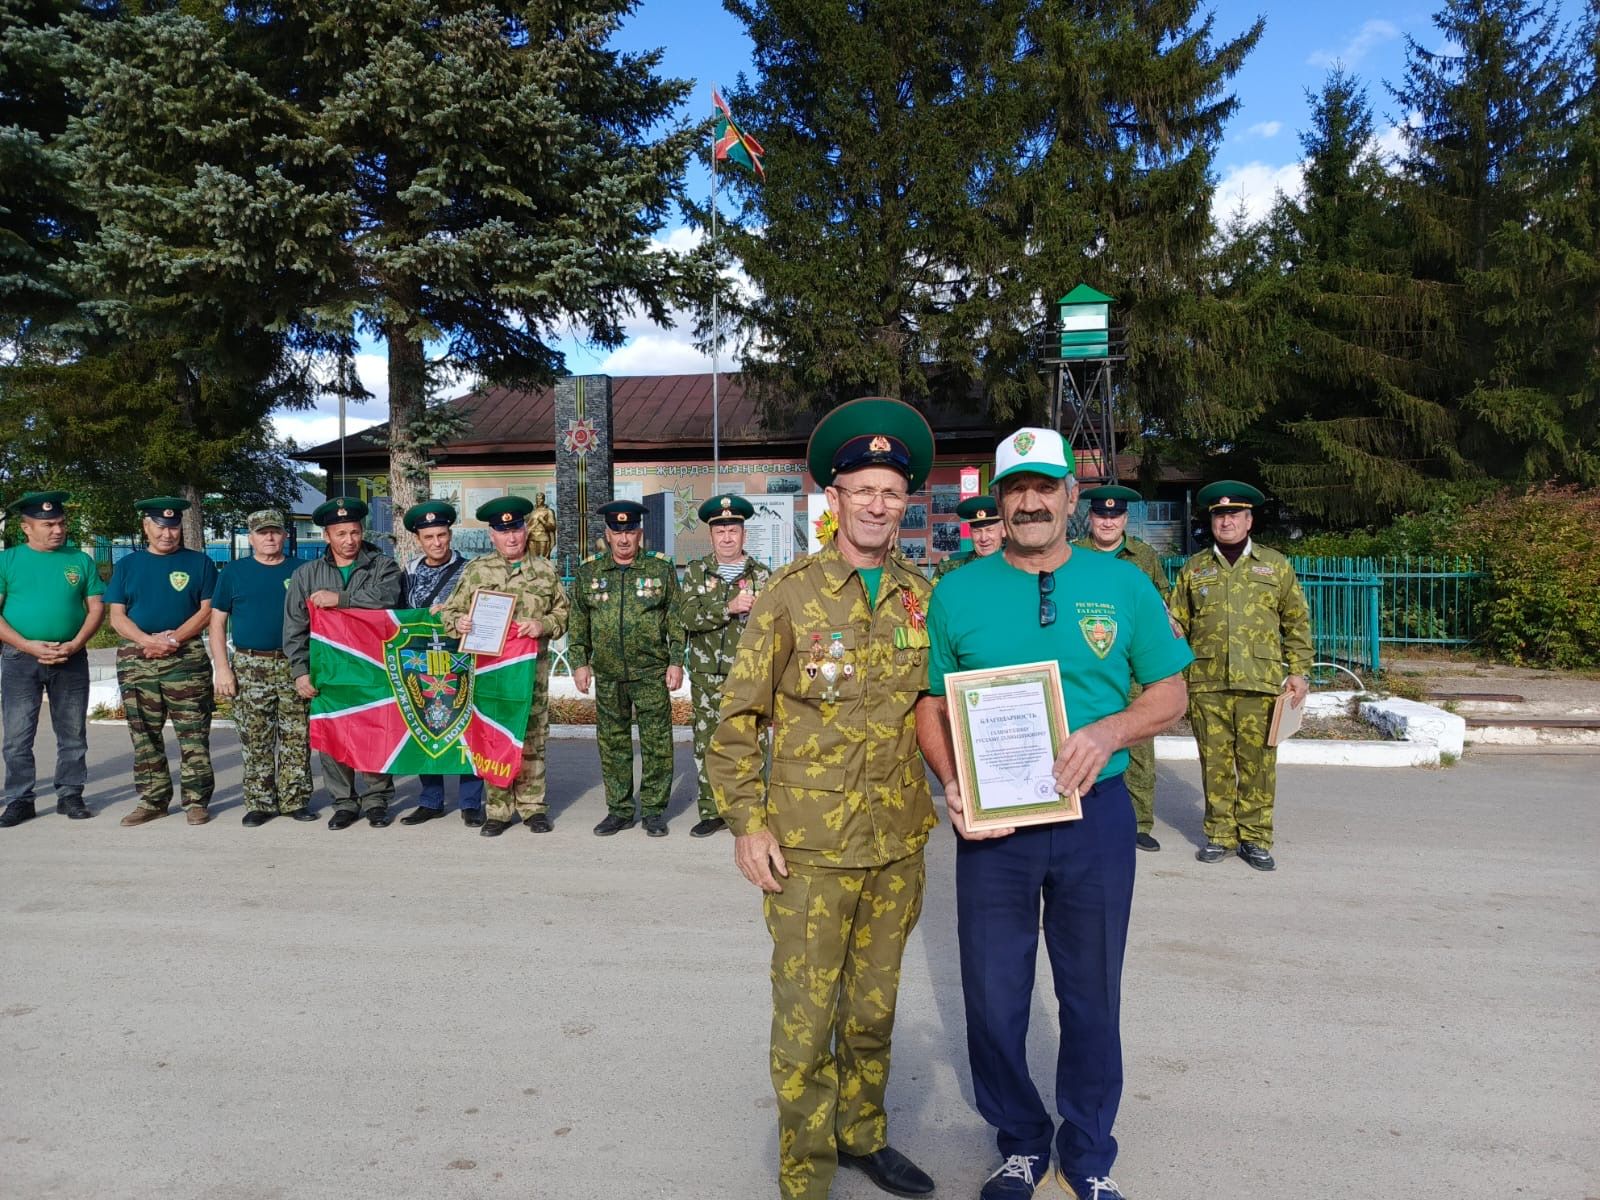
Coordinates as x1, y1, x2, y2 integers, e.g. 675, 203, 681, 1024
212, 556, 297, 651
0, 545, 104, 642
928, 548, 1194, 781
104, 548, 217, 634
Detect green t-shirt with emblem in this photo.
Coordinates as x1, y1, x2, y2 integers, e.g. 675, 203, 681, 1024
0, 545, 105, 642
212, 556, 297, 651
927, 548, 1194, 781
104, 547, 217, 634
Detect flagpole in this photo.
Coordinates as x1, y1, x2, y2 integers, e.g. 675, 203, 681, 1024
711, 85, 721, 493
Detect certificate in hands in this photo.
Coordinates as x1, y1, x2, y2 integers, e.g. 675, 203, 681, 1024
460, 589, 517, 656
944, 661, 1081, 831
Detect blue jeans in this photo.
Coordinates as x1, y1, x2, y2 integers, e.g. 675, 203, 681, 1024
2, 646, 90, 804
417, 774, 484, 811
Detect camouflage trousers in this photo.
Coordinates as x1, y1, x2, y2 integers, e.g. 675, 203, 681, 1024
593, 675, 673, 818
689, 672, 727, 820
1122, 680, 1155, 834
1189, 690, 1277, 849
233, 652, 311, 814
762, 852, 926, 1200
117, 640, 214, 812
485, 659, 552, 822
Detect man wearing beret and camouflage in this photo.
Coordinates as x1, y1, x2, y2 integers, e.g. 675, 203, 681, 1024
105, 497, 219, 826
934, 495, 1004, 579
707, 396, 939, 1200
670, 493, 770, 838
396, 500, 486, 828
569, 499, 682, 838
1073, 484, 1172, 852
0, 491, 104, 826
283, 497, 405, 830
1167, 481, 1313, 872
437, 497, 569, 837
210, 509, 316, 826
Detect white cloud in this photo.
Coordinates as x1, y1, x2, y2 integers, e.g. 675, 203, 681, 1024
1308, 19, 1400, 68
1246, 120, 1283, 139
598, 332, 717, 375
1212, 159, 1305, 225
273, 409, 386, 450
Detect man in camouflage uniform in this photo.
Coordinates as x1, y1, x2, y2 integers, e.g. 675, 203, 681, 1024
670, 493, 770, 838
933, 494, 1003, 580
707, 397, 940, 1200
1073, 484, 1172, 851
105, 497, 218, 826
210, 509, 315, 825
1167, 480, 1313, 872
438, 496, 569, 837
569, 499, 681, 838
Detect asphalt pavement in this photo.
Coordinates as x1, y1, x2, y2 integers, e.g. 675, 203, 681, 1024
1, 724, 1595, 1199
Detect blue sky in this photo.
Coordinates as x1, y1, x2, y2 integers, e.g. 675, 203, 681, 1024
281, 0, 1586, 449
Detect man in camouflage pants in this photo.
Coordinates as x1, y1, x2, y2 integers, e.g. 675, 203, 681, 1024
1168, 480, 1313, 872
569, 499, 681, 838
438, 496, 569, 837
105, 497, 219, 826
671, 493, 770, 838
1073, 484, 1172, 851
210, 510, 314, 825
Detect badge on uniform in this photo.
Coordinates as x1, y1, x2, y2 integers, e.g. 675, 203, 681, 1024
169, 571, 189, 591
1251, 564, 1275, 578
1079, 616, 1118, 659
63, 568, 81, 586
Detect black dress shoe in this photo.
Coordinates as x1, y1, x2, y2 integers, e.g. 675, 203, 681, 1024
59, 797, 93, 820
690, 816, 727, 838
1195, 842, 1228, 863
460, 808, 486, 828
287, 808, 319, 821
525, 812, 553, 833
327, 809, 359, 830
1135, 831, 1160, 852
593, 813, 636, 836
367, 807, 392, 828
838, 1146, 936, 1197
0, 800, 37, 827
642, 813, 669, 837
401, 806, 445, 825
480, 819, 511, 837
1238, 841, 1276, 871
241, 810, 276, 827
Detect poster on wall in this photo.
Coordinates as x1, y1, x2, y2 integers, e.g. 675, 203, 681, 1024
744, 496, 794, 571
464, 486, 506, 522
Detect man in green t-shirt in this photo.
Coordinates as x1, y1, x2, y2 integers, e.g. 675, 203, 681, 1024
0, 491, 105, 826
918, 428, 1191, 1200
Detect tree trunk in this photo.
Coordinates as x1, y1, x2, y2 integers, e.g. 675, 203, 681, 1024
174, 370, 206, 551
387, 330, 428, 563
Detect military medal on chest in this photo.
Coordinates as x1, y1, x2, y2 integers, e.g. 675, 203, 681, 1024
804, 632, 823, 681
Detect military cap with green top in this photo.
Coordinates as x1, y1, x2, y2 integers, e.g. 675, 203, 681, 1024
135, 496, 190, 528
806, 396, 935, 493
1081, 484, 1142, 516
954, 495, 1001, 527
7, 490, 70, 519
475, 495, 532, 531
246, 509, 286, 532
404, 500, 458, 532
598, 499, 648, 531
1196, 480, 1266, 512
312, 496, 368, 527
699, 494, 755, 525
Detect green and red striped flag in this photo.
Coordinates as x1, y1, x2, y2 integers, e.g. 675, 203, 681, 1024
309, 607, 539, 787
713, 89, 765, 181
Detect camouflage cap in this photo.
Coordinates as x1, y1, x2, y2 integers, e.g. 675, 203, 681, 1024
246, 509, 286, 532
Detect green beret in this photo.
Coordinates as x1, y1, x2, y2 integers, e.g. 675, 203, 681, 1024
598, 499, 648, 531
806, 397, 934, 492
313, 496, 368, 527
1196, 480, 1266, 512
1082, 484, 1142, 516
475, 496, 533, 531
699, 494, 755, 525
955, 496, 1001, 526
135, 496, 190, 527
404, 500, 458, 532
8, 490, 70, 518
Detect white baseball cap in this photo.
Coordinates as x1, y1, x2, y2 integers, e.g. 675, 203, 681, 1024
993, 427, 1074, 486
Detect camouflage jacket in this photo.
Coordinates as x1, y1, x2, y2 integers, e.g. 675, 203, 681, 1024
283, 542, 404, 677
1167, 541, 1313, 694
706, 545, 938, 869
671, 554, 771, 680
1070, 534, 1170, 600
568, 550, 679, 680
933, 552, 973, 581
436, 552, 569, 653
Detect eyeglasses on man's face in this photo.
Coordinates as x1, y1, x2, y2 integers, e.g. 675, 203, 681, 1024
833, 484, 910, 510
1038, 570, 1056, 628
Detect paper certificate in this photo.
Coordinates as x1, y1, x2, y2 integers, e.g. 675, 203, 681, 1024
460, 589, 516, 656
945, 661, 1081, 831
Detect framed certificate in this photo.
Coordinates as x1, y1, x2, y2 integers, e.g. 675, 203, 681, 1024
460, 589, 516, 656
945, 660, 1081, 831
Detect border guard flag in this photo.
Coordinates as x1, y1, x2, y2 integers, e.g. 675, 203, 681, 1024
713, 89, 765, 180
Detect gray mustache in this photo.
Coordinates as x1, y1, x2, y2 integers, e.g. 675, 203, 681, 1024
1010, 510, 1053, 525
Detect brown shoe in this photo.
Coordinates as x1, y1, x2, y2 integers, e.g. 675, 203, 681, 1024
121, 807, 169, 827
185, 806, 211, 826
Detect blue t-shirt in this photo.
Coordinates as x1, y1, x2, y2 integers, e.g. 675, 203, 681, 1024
212, 557, 297, 651
928, 548, 1194, 780
104, 548, 217, 634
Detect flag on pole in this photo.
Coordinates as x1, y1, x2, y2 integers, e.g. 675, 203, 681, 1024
713, 89, 765, 181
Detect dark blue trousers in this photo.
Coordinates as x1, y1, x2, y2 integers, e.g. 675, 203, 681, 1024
417, 774, 484, 811
955, 774, 1136, 1178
